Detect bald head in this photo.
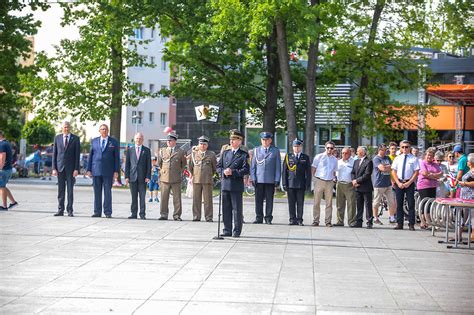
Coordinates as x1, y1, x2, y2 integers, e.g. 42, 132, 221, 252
134, 132, 144, 146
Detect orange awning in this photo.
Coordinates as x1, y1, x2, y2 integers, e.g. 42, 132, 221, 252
426, 84, 474, 105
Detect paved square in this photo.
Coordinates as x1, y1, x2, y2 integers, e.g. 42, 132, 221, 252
1, 181, 472, 314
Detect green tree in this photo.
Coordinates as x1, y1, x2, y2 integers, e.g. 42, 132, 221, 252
22, 0, 154, 142
22, 117, 55, 145
0, 1, 46, 140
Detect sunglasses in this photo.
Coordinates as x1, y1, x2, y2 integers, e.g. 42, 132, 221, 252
326, 147, 335, 150
401, 146, 410, 149
448, 156, 453, 158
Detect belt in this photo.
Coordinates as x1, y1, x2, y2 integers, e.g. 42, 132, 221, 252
398, 179, 409, 183
315, 177, 333, 182
338, 181, 351, 184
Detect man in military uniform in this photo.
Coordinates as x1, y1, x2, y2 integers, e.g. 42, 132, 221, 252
282, 139, 311, 225
158, 132, 187, 220
250, 131, 281, 224
217, 129, 249, 237
188, 136, 217, 222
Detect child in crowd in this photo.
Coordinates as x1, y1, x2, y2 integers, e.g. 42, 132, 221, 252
148, 156, 160, 202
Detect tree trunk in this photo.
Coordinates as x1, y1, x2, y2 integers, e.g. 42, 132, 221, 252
110, 44, 123, 143
263, 25, 279, 135
350, 0, 385, 148
275, 17, 297, 144
304, 0, 320, 158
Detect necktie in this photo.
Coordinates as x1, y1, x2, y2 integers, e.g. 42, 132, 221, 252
233, 150, 236, 155
101, 139, 106, 151
297, 154, 300, 161
136, 146, 140, 159
401, 155, 408, 180
265, 148, 268, 154
64, 135, 68, 148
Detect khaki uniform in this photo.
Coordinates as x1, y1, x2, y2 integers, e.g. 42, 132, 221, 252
188, 147, 217, 221
158, 146, 187, 219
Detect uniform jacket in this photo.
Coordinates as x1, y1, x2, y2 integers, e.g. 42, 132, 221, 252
250, 145, 281, 184
87, 136, 120, 177
217, 147, 249, 192
282, 152, 311, 190
125, 145, 151, 183
351, 157, 374, 192
52, 133, 80, 173
188, 147, 217, 184
158, 146, 187, 184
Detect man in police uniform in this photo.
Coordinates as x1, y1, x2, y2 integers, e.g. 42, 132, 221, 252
217, 129, 249, 237
250, 131, 281, 224
282, 139, 311, 225
188, 136, 217, 222
158, 132, 187, 220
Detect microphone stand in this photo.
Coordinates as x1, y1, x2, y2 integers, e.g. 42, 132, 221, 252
213, 178, 224, 240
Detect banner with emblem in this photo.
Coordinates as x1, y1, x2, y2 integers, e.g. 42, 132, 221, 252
195, 105, 219, 122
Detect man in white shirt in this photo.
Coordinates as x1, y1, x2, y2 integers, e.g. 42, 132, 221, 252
311, 141, 338, 227
391, 140, 419, 230
334, 147, 356, 226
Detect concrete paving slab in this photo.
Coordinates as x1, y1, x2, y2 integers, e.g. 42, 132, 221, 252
0, 182, 472, 314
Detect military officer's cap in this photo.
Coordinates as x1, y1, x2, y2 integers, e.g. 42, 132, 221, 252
260, 131, 273, 139
198, 135, 210, 143
292, 138, 303, 146
229, 129, 244, 140
167, 132, 178, 141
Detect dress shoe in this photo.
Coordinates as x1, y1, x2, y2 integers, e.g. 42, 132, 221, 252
220, 233, 231, 237
105, 214, 112, 218
0, 206, 8, 211
326, 223, 333, 227
298, 222, 304, 226
393, 224, 403, 230
174, 217, 182, 221
289, 221, 297, 226
54, 212, 64, 216
158, 216, 167, 220
206, 219, 213, 222
128, 215, 137, 219
312, 222, 319, 226
408, 224, 415, 231
140, 216, 146, 220
91, 213, 101, 217
350, 224, 362, 228
366, 225, 373, 229
264, 219, 272, 225
232, 233, 240, 238
67, 212, 74, 217
253, 220, 263, 224
192, 218, 200, 222
333, 222, 344, 227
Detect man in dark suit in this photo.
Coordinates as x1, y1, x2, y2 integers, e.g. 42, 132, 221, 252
87, 124, 120, 218
282, 139, 311, 225
52, 121, 81, 217
125, 132, 151, 220
351, 146, 374, 229
217, 129, 249, 238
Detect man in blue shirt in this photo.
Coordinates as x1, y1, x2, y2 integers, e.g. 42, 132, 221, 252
0, 130, 18, 211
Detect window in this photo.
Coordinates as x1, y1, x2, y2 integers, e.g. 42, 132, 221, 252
160, 36, 167, 44
161, 59, 167, 71
134, 27, 144, 39
150, 28, 155, 39
150, 56, 155, 65
160, 113, 167, 126
132, 111, 143, 124
149, 84, 155, 93
135, 83, 143, 92
149, 112, 154, 123
138, 55, 147, 67
172, 97, 177, 105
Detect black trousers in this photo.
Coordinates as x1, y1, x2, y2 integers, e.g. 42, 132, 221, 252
130, 180, 146, 217
255, 183, 275, 222
222, 191, 243, 235
394, 183, 415, 226
288, 188, 305, 223
57, 170, 75, 213
355, 190, 373, 226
